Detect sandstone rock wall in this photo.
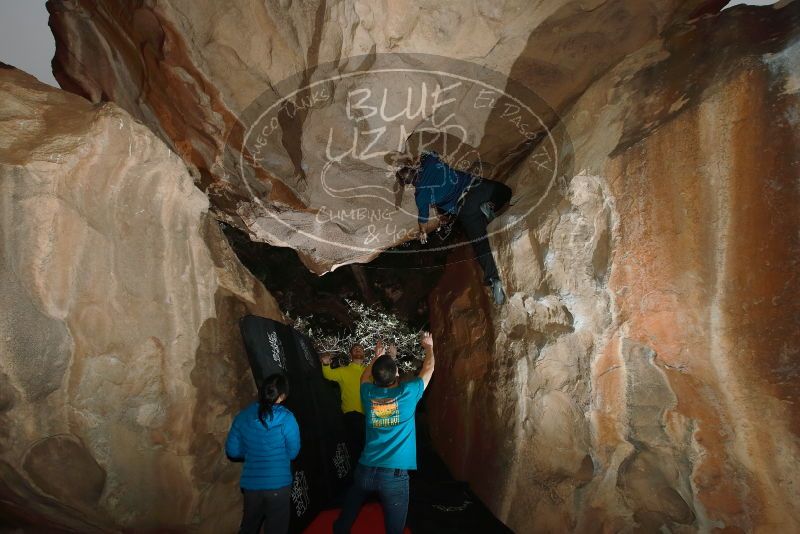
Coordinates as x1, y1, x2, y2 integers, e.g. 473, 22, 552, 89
47, 0, 719, 273
0, 66, 282, 531
427, 3, 800, 532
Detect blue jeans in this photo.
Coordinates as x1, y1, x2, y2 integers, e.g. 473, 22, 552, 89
333, 464, 410, 534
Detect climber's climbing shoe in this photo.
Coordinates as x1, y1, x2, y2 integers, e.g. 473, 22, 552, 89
480, 201, 496, 223
490, 278, 506, 305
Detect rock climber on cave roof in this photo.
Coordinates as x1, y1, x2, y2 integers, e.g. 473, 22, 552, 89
391, 133, 512, 305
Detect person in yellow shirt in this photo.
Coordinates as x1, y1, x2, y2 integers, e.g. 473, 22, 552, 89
321, 344, 367, 466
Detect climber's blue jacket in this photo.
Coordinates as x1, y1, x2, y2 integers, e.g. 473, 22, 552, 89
225, 402, 301, 490
414, 152, 475, 224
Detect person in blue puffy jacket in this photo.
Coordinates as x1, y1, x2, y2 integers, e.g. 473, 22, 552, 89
226, 374, 301, 534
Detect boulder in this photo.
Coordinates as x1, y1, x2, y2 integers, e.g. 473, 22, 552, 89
0, 66, 282, 531
47, 0, 719, 273
427, 3, 800, 533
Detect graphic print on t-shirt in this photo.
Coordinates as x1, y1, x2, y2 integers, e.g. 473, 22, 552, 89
370, 397, 400, 428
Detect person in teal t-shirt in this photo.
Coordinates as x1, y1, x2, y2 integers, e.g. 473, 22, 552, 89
333, 333, 436, 534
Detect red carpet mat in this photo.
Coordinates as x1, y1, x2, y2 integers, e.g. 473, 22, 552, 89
304, 503, 412, 534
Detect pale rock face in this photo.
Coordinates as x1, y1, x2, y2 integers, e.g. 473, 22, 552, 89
47, 0, 714, 273
428, 4, 800, 533
0, 67, 281, 531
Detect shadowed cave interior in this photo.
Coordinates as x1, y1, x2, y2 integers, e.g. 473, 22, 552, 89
222, 225, 514, 533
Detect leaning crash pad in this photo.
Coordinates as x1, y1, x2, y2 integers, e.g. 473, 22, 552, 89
239, 315, 351, 532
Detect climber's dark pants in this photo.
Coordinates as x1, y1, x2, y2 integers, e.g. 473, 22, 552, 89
456, 179, 512, 284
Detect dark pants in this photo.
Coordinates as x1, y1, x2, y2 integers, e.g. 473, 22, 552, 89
343, 411, 365, 467
333, 464, 410, 534
239, 486, 291, 534
457, 179, 513, 284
